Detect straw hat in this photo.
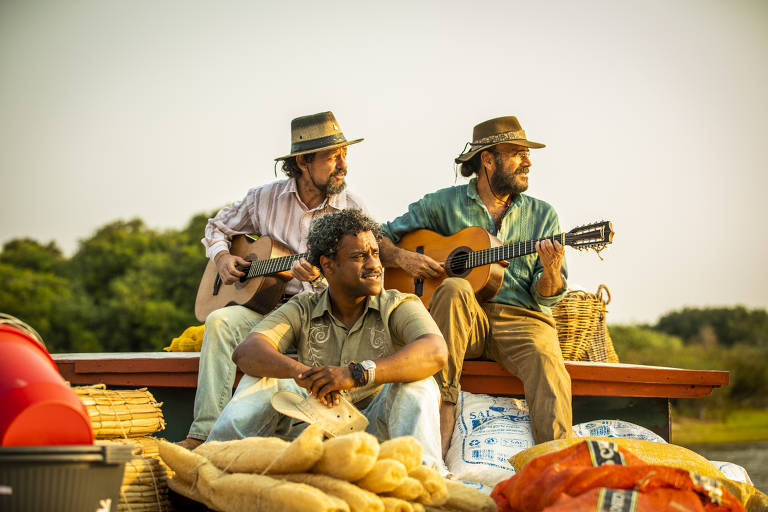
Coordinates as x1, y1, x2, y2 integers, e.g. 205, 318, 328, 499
275, 111, 364, 161
455, 116, 545, 163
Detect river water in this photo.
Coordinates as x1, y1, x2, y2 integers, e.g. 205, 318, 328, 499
684, 440, 768, 492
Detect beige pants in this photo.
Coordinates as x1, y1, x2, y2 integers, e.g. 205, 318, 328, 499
429, 277, 573, 443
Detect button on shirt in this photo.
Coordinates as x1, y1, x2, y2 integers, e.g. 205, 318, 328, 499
253, 288, 443, 404
202, 178, 368, 295
381, 178, 568, 314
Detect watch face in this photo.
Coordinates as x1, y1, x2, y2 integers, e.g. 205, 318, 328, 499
360, 360, 376, 370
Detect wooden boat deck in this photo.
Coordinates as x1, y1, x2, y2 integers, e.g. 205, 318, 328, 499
53, 352, 729, 442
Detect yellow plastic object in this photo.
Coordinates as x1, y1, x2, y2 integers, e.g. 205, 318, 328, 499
510, 436, 726, 480
163, 325, 205, 352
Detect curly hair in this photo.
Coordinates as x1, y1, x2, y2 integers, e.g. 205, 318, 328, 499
307, 209, 382, 271
281, 152, 316, 178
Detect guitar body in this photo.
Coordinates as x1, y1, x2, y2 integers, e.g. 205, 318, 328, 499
194, 235, 295, 322
384, 226, 506, 308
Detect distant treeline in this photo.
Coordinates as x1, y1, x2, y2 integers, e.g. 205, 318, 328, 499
0, 214, 213, 353
2, 214, 766, 414
609, 313, 768, 415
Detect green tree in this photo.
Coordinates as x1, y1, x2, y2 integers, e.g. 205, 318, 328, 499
69, 219, 165, 303
609, 324, 684, 362
0, 238, 67, 276
656, 306, 768, 347
62, 212, 213, 351
99, 251, 195, 351
0, 262, 98, 352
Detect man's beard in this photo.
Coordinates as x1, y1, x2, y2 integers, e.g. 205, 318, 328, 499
490, 166, 528, 196
321, 170, 347, 196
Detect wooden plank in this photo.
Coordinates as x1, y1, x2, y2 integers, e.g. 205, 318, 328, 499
74, 357, 199, 374
53, 353, 729, 399
65, 372, 200, 388
462, 361, 729, 386
459, 375, 717, 399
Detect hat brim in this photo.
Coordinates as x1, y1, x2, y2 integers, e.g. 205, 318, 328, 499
275, 138, 364, 161
455, 139, 545, 163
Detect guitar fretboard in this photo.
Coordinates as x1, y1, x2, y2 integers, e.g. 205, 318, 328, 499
246, 252, 308, 278
463, 233, 569, 269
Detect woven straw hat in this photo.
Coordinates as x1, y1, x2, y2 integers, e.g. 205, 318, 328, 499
455, 115, 545, 163
275, 111, 363, 161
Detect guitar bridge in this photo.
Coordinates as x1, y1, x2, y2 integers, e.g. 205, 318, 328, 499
213, 274, 222, 296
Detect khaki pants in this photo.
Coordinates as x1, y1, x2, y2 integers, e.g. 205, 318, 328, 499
430, 278, 573, 443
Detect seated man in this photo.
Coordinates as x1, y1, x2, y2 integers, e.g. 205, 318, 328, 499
207, 209, 449, 471
379, 116, 572, 456
180, 111, 368, 449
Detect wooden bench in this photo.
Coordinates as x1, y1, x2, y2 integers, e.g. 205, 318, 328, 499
53, 352, 729, 442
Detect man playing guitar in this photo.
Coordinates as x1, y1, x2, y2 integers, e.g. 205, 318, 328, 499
379, 116, 572, 457
179, 112, 368, 449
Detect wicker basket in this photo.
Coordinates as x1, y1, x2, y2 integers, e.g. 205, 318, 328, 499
552, 285, 619, 362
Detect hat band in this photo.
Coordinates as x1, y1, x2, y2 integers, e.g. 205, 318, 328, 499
471, 130, 526, 147
290, 133, 347, 154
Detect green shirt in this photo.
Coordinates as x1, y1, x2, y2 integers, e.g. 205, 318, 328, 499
381, 178, 568, 314
252, 288, 443, 403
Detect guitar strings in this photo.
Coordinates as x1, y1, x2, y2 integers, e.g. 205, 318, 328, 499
444, 233, 584, 269
247, 253, 307, 278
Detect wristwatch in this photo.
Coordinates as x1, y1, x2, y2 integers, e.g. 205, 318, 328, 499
359, 360, 376, 386
347, 362, 366, 387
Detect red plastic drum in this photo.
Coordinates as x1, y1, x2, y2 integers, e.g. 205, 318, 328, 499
0, 324, 93, 446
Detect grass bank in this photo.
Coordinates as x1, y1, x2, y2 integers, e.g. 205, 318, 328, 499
671, 408, 768, 445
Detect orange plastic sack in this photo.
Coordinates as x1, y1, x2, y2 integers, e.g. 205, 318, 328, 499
492, 440, 745, 512
542, 487, 707, 512
537, 465, 743, 512
493, 440, 647, 511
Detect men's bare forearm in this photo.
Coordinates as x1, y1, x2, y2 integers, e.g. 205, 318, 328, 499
373, 334, 448, 384
379, 236, 402, 268
380, 235, 445, 279
536, 269, 565, 297
232, 334, 309, 378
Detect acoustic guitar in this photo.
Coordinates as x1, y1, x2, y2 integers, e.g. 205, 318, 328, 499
383, 221, 613, 307
194, 235, 307, 322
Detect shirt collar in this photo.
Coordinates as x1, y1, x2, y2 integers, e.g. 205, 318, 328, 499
310, 287, 381, 320
467, 178, 481, 201
279, 178, 349, 211
466, 177, 524, 208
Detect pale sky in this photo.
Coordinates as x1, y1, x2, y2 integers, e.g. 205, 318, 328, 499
1, 0, 767, 324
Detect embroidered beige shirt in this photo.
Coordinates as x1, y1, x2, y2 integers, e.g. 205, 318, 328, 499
252, 288, 443, 404
202, 178, 368, 295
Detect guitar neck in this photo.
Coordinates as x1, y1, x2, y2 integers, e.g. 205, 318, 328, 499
246, 252, 309, 278
466, 233, 567, 269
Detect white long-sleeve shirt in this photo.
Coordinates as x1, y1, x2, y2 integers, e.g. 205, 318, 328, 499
202, 178, 368, 295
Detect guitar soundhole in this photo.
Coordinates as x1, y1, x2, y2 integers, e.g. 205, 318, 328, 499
446, 246, 471, 278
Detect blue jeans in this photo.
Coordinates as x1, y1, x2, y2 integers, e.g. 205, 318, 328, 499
208, 374, 445, 472
187, 306, 265, 441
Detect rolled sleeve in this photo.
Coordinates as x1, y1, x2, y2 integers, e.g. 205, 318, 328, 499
387, 296, 444, 348
250, 300, 302, 354
531, 270, 569, 306
382, 198, 435, 244
201, 192, 261, 261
